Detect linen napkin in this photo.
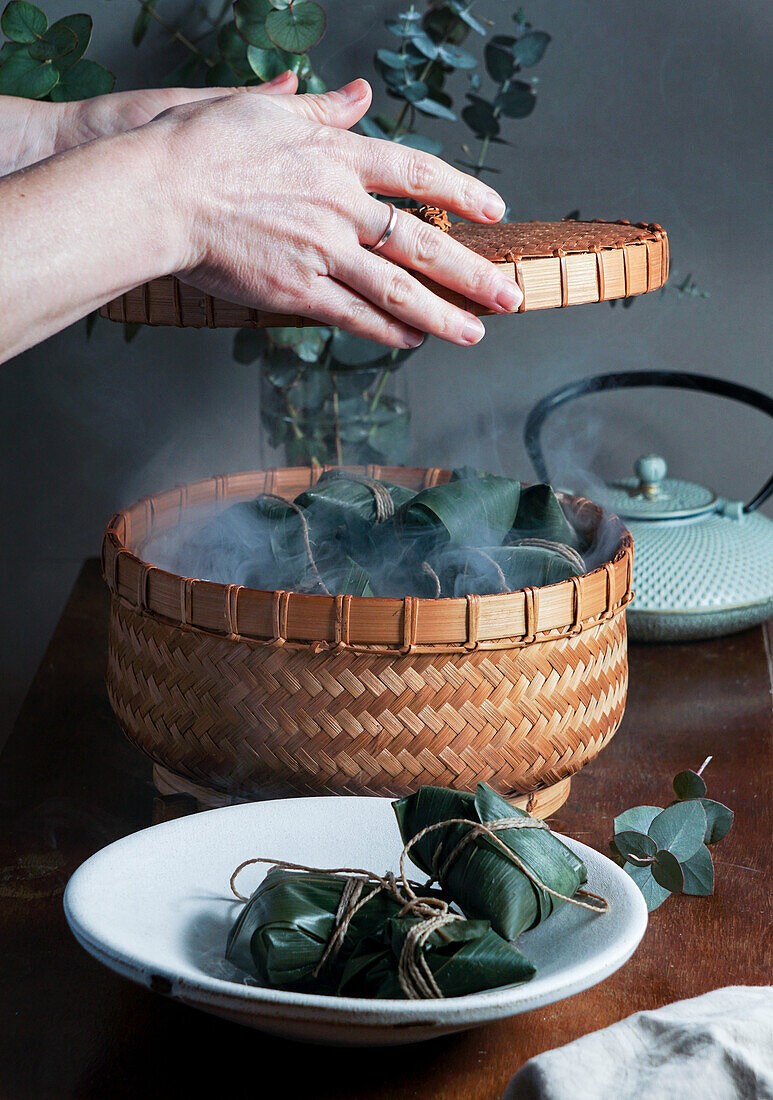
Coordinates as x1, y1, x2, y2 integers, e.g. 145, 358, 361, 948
504, 987, 773, 1100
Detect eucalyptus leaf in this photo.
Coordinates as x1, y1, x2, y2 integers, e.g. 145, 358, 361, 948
0, 39, 24, 61
614, 805, 662, 836
246, 44, 289, 80
680, 844, 714, 896
265, 1, 325, 54
0, 47, 56, 96
448, 1, 486, 35
648, 801, 707, 862
652, 849, 683, 893
484, 38, 514, 82
394, 132, 443, 156
375, 47, 412, 70
330, 330, 393, 367
359, 115, 387, 138
624, 861, 671, 912
234, 0, 273, 49
412, 97, 456, 121
395, 79, 428, 104
1, 1, 46, 44
495, 81, 536, 118
437, 44, 476, 69
699, 798, 733, 845
407, 30, 438, 60
613, 830, 656, 863
673, 769, 707, 800
233, 327, 269, 364
27, 21, 76, 62
49, 13, 91, 72
512, 29, 551, 67
132, 2, 152, 48
462, 99, 500, 137
48, 57, 114, 100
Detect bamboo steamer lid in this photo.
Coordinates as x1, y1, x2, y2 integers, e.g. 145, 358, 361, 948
98, 214, 668, 330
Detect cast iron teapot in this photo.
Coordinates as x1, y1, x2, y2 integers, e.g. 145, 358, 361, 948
525, 371, 773, 642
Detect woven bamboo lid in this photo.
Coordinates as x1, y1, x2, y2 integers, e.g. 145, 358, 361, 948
98, 216, 668, 330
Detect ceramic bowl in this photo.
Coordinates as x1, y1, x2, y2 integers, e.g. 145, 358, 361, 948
64, 797, 647, 1046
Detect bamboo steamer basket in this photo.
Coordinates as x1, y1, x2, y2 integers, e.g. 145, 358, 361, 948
98, 218, 668, 329
103, 465, 634, 816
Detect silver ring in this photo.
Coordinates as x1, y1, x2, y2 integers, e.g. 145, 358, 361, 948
369, 203, 398, 252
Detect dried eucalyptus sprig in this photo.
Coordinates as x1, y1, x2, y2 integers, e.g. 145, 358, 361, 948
611, 757, 733, 911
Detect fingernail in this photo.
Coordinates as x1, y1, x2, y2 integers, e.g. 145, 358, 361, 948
340, 79, 370, 101
482, 193, 506, 221
403, 331, 424, 348
462, 317, 485, 344
264, 71, 293, 86
495, 279, 522, 312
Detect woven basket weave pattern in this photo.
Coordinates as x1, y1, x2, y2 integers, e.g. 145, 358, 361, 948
103, 466, 632, 804
107, 599, 628, 800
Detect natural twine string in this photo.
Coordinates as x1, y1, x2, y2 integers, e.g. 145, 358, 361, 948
509, 538, 587, 573
229, 815, 608, 1001
314, 471, 396, 524
255, 493, 331, 595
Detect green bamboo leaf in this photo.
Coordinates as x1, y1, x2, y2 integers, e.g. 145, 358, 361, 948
680, 845, 714, 895
0, 49, 57, 97
699, 798, 733, 845
49, 58, 114, 100
623, 862, 671, 912
27, 21, 76, 62
512, 30, 551, 67
614, 805, 662, 835
613, 830, 656, 863
394, 783, 587, 940
495, 81, 536, 118
1, 1, 46, 44
265, 1, 325, 54
395, 472, 521, 550
234, 0, 273, 49
648, 800, 707, 862
436, 543, 582, 598
651, 849, 683, 893
341, 916, 535, 998
510, 483, 579, 546
673, 769, 707, 800
49, 14, 91, 72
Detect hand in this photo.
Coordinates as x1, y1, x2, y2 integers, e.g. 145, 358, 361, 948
155, 79, 522, 349
52, 69, 299, 153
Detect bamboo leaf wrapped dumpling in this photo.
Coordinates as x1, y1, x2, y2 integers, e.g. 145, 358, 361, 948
339, 916, 535, 999
393, 783, 588, 941
226, 868, 405, 993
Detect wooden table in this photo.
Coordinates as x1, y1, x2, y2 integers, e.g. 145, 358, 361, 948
1, 560, 771, 1099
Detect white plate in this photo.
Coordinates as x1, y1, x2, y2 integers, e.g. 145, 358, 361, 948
64, 797, 647, 1046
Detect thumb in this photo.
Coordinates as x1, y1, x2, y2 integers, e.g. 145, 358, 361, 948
274, 79, 372, 130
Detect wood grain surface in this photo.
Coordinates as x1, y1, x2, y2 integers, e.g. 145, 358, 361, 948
0, 559, 770, 1100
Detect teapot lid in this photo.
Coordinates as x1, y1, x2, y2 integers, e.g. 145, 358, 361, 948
604, 455, 717, 520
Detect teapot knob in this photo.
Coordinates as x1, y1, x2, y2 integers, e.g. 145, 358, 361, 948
635, 454, 667, 499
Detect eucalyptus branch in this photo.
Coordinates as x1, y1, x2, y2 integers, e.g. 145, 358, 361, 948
135, 0, 215, 67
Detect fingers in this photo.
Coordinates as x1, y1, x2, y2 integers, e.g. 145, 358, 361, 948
360, 201, 522, 314
306, 276, 425, 349
356, 139, 505, 223
147, 70, 299, 111
333, 246, 486, 346
276, 79, 372, 131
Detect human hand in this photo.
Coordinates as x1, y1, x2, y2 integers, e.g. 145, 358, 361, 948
53, 69, 299, 153
154, 79, 522, 348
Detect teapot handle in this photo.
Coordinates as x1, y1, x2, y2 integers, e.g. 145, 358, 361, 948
524, 370, 773, 514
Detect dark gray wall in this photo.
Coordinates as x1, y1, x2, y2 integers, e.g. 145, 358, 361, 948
2, 0, 771, 742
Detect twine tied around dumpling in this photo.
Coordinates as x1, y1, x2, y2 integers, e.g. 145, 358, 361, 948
229, 814, 608, 1001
